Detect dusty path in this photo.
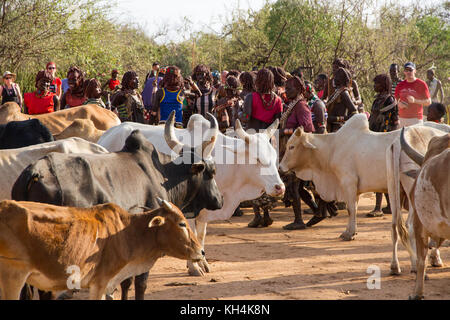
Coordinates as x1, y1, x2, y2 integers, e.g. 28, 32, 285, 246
77, 194, 449, 300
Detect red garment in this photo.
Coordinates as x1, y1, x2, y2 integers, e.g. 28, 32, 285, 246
65, 92, 87, 108
50, 78, 62, 94
251, 92, 283, 123
394, 78, 430, 119
24, 92, 54, 114
317, 90, 324, 99
109, 79, 120, 91
285, 100, 315, 133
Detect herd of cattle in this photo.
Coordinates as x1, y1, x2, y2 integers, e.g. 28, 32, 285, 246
0, 101, 448, 300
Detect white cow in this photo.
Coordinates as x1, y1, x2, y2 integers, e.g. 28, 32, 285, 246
98, 114, 285, 276
279, 114, 448, 275
0, 138, 108, 200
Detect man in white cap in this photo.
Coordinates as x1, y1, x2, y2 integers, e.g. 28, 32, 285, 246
0, 71, 23, 107
394, 62, 431, 127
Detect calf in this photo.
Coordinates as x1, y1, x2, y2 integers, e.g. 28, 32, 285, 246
0, 199, 203, 300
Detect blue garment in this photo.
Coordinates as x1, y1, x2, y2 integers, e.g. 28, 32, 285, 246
159, 88, 183, 123
142, 76, 163, 110
61, 78, 70, 94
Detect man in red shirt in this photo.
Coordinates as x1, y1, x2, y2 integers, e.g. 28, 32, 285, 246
394, 62, 431, 127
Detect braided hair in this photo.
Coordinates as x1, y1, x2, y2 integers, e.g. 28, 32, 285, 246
192, 64, 213, 84
373, 74, 392, 94
35, 70, 52, 89
255, 68, 274, 94
162, 66, 183, 90
239, 72, 256, 92
334, 67, 352, 88
286, 76, 305, 96
67, 66, 86, 95
121, 70, 138, 90
269, 66, 287, 87
84, 78, 102, 99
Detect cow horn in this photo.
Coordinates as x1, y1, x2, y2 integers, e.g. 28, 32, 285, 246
400, 128, 424, 166
235, 119, 252, 144
265, 119, 279, 138
200, 113, 219, 158
164, 111, 184, 154
162, 200, 173, 211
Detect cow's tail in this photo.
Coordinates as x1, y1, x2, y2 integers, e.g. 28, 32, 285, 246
389, 142, 415, 258
11, 164, 39, 201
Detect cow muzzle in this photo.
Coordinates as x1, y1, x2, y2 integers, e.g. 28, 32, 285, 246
274, 183, 285, 196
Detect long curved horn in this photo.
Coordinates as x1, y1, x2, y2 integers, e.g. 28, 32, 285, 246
400, 127, 424, 166
235, 119, 251, 144
164, 111, 184, 154
265, 119, 279, 138
198, 112, 219, 158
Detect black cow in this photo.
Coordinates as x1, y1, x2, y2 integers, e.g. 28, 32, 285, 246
0, 119, 53, 149
12, 111, 223, 300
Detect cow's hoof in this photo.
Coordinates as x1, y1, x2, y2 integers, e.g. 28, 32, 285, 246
262, 217, 273, 227
366, 210, 383, 217
198, 259, 210, 274
248, 217, 263, 228
339, 232, 355, 241
409, 294, 424, 300
57, 290, 74, 300
306, 215, 326, 227
430, 256, 443, 268
390, 266, 401, 275
283, 222, 307, 230
188, 266, 205, 277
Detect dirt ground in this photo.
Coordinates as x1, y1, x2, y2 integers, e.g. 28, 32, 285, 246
77, 193, 449, 300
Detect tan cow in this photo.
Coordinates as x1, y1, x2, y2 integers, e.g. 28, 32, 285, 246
54, 119, 106, 143
401, 132, 450, 299
0, 199, 204, 300
0, 102, 120, 135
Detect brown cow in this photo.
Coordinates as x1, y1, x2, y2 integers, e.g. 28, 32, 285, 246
54, 119, 105, 143
401, 131, 450, 299
0, 199, 203, 300
0, 102, 120, 135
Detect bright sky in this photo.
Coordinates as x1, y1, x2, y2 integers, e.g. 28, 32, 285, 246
112, 0, 443, 43
112, 0, 271, 43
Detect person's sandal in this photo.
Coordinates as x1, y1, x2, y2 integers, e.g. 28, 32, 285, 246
366, 210, 383, 217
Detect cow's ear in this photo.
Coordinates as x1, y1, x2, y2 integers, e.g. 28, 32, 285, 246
191, 163, 205, 174
404, 170, 419, 179
149, 216, 165, 228
294, 127, 303, 137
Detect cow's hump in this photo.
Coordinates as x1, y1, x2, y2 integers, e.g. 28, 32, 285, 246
339, 114, 370, 133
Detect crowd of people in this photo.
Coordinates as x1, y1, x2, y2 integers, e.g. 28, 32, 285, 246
0, 59, 447, 226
